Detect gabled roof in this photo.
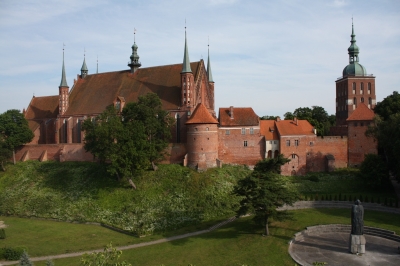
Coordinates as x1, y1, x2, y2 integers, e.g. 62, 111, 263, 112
24, 95, 59, 131
65, 61, 201, 116
275, 119, 315, 136
260, 120, 279, 140
186, 103, 218, 124
25, 96, 59, 120
347, 103, 374, 121
218, 107, 259, 126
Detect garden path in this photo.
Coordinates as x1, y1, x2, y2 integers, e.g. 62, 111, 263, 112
1, 202, 399, 265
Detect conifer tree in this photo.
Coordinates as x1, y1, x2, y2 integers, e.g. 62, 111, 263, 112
19, 251, 33, 266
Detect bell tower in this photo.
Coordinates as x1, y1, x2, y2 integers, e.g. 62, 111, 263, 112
335, 21, 376, 126
128, 29, 141, 73
59, 46, 69, 115
181, 27, 194, 114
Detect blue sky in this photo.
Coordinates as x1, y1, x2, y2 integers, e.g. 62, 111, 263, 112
0, 0, 399, 117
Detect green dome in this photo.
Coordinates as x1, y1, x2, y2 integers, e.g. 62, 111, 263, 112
342, 62, 367, 76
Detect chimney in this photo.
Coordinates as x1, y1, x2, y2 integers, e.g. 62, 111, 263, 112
276, 116, 281, 122
229, 106, 234, 119
294, 117, 298, 126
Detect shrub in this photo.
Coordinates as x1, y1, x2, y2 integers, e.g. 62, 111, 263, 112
19, 251, 33, 266
343, 195, 347, 201
359, 154, 389, 188
384, 198, 388, 206
45, 259, 55, 266
0, 247, 25, 261
339, 193, 342, 201
0, 228, 5, 239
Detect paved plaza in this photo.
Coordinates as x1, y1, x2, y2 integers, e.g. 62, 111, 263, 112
289, 231, 400, 266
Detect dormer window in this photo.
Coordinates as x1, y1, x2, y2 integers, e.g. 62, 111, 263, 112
115, 101, 121, 111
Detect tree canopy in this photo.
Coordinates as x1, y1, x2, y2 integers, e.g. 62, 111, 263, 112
234, 155, 298, 236
82, 93, 174, 181
0, 109, 34, 171
367, 91, 400, 180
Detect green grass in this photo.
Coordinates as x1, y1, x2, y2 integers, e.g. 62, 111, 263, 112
2, 208, 400, 265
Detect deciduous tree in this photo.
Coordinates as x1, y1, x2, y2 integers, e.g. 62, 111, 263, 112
0, 109, 34, 171
234, 155, 298, 236
81, 242, 131, 266
82, 93, 174, 183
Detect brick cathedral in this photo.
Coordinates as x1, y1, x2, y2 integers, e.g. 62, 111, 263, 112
18, 23, 377, 175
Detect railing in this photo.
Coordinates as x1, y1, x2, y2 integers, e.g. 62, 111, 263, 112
337, 74, 375, 80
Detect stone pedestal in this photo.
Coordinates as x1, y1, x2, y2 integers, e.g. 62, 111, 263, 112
349, 234, 366, 254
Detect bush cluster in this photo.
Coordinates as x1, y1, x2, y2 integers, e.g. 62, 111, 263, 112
0, 246, 26, 260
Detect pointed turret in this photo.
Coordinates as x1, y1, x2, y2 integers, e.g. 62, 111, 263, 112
207, 44, 214, 83
59, 49, 69, 88
181, 28, 192, 73
59, 46, 69, 115
81, 52, 88, 78
348, 22, 360, 63
128, 30, 141, 73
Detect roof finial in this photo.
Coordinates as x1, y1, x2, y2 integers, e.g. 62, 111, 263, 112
81, 47, 88, 77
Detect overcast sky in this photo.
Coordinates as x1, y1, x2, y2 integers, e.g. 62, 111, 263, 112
0, 0, 399, 117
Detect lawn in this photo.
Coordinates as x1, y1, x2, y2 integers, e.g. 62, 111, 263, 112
2, 208, 399, 266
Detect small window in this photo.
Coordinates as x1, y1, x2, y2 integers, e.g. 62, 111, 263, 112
354, 122, 358, 127
291, 154, 296, 159
286, 140, 290, 146
206, 127, 209, 131
294, 140, 299, 146
274, 141, 277, 144
250, 128, 254, 134
361, 97, 364, 103
241, 128, 246, 135
244, 141, 248, 147
352, 82, 356, 94
310, 141, 314, 146
360, 122, 364, 126
360, 83, 364, 94
269, 141, 272, 144
368, 83, 371, 94
195, 128, 198, 131
225, 130, 230, 135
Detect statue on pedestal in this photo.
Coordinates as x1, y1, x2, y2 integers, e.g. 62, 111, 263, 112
349, 199, 366, 254
351, 199, 364, 235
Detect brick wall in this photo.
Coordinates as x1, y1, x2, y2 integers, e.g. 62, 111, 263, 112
348, 121, 377, 167
218, 127, 264, 166
309, 136, 348, 172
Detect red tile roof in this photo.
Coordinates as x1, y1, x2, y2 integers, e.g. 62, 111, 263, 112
25, 95, 59, 120
186, 103, 218, 124
65, 61, 200, 115
218, 107, 259, 126
260, 120, 279, 140
275, 119, 315, 136
347, 103, 375, 121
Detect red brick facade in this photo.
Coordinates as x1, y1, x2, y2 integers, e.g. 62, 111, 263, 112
19, 28, 378, 175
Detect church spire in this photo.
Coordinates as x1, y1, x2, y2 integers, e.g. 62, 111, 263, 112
181, 25, 192, 73
128, 28, 141, 73
59, 45, 69, 88
207, 40, 214, 83
81, 49, 88, 78
348, 19, 360, 64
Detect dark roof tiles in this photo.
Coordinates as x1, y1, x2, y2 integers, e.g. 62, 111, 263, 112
218, 107, 259, 126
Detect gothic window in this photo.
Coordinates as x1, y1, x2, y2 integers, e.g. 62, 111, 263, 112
354, 97, 357, 106
360, 83, 364, 94
244, 140, 248, 147
274, 150, 279, 158
368, 97, 372, 105
352, 82, 356, 94
241, 128, 246, 135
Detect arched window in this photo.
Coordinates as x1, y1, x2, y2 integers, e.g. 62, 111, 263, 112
360, 83, 364, 94
361, 97, 364, 103
353, 97, 357, 106
352, 82, 356, 94
274, 150, 279, 158
267, 150, 272, 158
368, 83, 371, 94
